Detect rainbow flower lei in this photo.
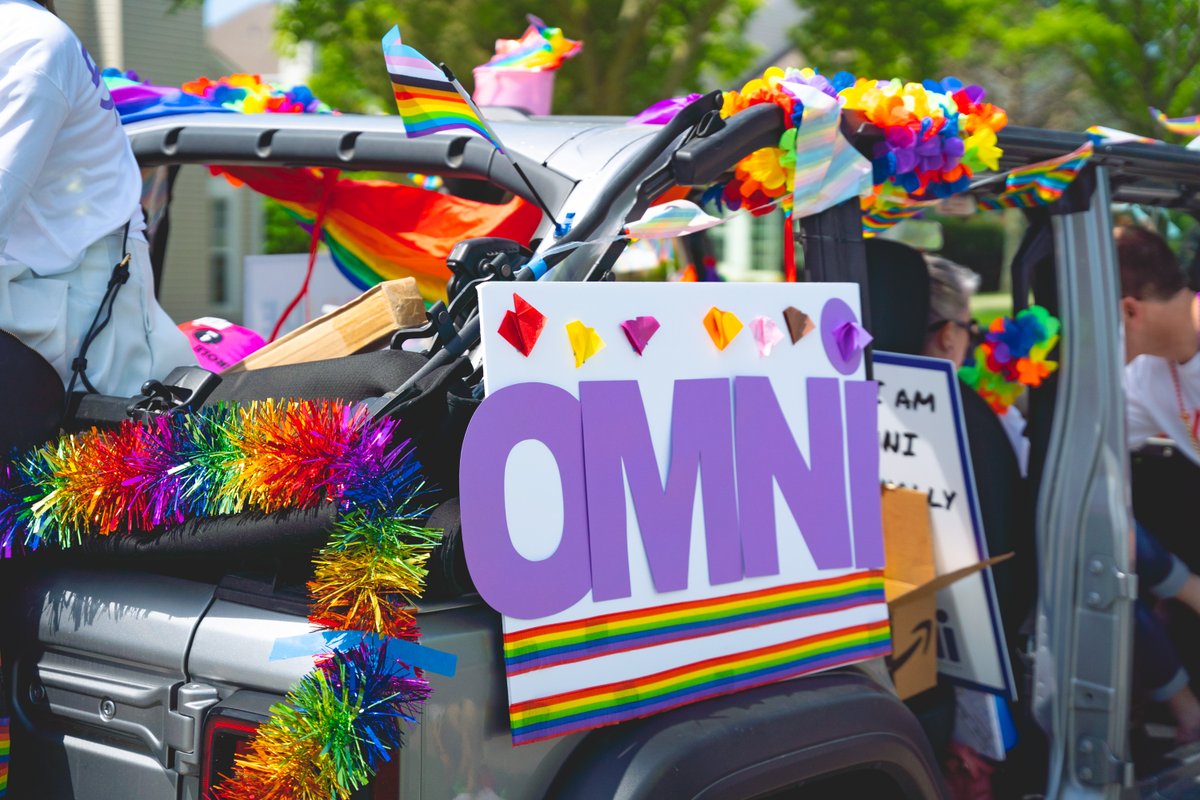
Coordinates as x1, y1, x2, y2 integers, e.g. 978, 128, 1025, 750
710, 67, 1007, 216
0, 400, 439, 798
959, 306, 1060, 414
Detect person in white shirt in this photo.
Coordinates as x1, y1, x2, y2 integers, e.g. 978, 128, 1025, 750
0, 0, 194, 399
1120, 226, 1200, 460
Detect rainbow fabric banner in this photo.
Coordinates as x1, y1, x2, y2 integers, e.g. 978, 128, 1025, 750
976, 141, 1094, 211
0, 717, 8, 797
382, 25, 503, 151
218, 166, 541, 301
1151, 107, 1200, 137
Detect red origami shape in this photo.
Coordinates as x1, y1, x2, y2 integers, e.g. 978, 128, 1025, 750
497, 293, 546, 356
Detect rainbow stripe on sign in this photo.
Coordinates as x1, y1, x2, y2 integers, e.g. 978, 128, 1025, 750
509, 617, 892, 744
504, 571, 886, 674
976, 141, 1093, 211
381, 25, 503, 151
1152, 107, 1200, 137
0, 717, 8, 797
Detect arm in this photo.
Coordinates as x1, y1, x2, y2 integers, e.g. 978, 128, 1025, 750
0, 47, 70, 258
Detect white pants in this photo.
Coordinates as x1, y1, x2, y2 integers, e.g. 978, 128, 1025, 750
0, 228, 195, 397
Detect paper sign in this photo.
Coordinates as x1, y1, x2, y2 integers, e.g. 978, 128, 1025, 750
874, 352, 1015, 698
462, 283, 891, 744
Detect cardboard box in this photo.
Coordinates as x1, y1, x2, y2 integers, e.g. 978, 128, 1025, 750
225, 278, 427, 372
881, 486, 1012, 699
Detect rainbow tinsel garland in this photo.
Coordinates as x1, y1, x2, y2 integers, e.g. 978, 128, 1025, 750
0, 400, 440, 798
710, 67, 1007, 218
959, 306, 1060, 414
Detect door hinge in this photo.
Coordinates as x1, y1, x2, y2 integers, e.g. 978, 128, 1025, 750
1076, 736, 1132, 786
166, 682, 220, 776
1082, 554, 1136, 611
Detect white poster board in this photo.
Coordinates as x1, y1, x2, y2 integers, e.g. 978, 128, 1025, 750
242, 253, 362, 338
874, 351, 1015, 698
462, 282, 891, 744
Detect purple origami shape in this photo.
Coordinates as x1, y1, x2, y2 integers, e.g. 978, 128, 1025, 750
620, 315, 660, 355
834, 320, 873, 362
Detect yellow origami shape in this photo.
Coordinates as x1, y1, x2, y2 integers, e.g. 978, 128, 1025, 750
704, 306, 743, 351
566, 320, 605, 367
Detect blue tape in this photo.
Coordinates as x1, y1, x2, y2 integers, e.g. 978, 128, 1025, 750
527, 258, 549, 279
269, 631, 457, 677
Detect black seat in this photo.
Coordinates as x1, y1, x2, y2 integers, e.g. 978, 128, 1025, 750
0, 330, 64, 454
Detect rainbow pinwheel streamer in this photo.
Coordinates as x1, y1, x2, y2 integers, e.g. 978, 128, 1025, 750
0, 400, 448, 799
480, 14, 582, 72
1151, 107, 1200, 138
959, 306, 1060, 414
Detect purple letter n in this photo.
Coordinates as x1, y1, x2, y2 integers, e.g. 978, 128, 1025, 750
735, 376, 853, 576
581, 379, 742, 601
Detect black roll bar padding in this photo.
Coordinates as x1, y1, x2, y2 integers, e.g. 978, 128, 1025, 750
671, 103, 786, 186
127, 123, 573, 216
798, 198, 873, 380
553, 91, 724, 248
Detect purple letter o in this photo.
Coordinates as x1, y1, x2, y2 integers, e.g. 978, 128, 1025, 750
459, 382, 592, 619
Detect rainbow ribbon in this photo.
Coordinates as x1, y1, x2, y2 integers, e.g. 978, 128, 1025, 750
1152, 107, 1200, 137
976, 142, 1094, 211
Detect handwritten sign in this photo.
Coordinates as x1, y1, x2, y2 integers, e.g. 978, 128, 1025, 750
874, 352, 1014, 697
461, 283, 890, 744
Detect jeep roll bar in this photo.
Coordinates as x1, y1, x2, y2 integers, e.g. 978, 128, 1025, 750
126, 117, 575, 216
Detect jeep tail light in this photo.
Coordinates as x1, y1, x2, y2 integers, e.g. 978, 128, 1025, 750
200, 711, 259, 798
198, 709, 400, 799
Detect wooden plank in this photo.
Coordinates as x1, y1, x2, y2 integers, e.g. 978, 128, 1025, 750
224, 278, 426, 372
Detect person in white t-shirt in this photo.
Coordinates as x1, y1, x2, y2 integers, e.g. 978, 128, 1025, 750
0, 0, 194, 399
1120, 226, 1200, 460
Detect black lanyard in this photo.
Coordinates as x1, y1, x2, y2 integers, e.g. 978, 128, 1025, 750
64, 221, 132, 402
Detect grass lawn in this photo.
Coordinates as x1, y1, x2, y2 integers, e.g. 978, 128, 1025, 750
971, 291, 1011, 328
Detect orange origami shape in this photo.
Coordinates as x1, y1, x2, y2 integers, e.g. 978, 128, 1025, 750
704, 306, 743, 351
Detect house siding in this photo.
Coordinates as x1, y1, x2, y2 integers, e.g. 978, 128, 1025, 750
56, 0, 260, 326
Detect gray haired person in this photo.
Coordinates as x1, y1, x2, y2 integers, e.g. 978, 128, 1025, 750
922, 255, 981, 369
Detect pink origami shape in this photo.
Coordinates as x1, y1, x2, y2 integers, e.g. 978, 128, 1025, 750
834, 320, 873, 362
751, 315, 783, 357
497, 294, 546, 356
620, 315, 660, 355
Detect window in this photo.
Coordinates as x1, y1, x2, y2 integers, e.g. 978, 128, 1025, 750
210, 196, 231, 305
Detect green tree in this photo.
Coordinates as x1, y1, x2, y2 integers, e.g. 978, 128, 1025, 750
276, 0, 762, 115
1021, 0, 1200, 134
789, 0, 1200, 135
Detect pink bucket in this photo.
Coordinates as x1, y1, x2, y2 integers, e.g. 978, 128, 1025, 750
472, 68, 556, 115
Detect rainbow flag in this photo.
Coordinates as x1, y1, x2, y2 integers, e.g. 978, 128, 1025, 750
218, 166, 541, 301
976, 141, 1094, 211
1151, 107, 1200, 137
382, 25, 503, 151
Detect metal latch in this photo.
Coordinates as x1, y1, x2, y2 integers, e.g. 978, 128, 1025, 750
166, 682, 220, 776
1076, 736, 1133, 786
1082, 554, 1136, 611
